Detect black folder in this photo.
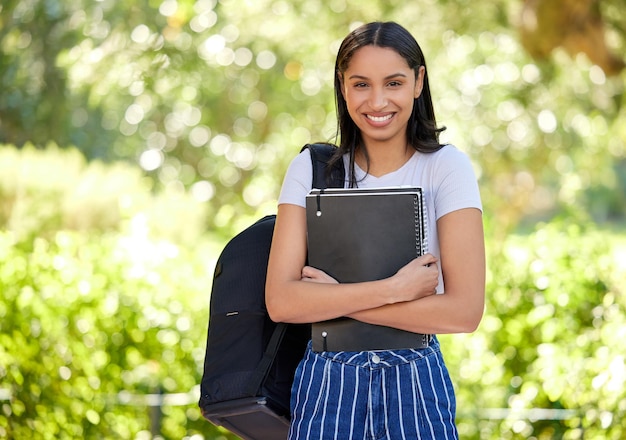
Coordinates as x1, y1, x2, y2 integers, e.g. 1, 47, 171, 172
305, 187, 429, 352
306, 186, 427, 282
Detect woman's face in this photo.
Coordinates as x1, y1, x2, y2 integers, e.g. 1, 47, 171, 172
340, 45, 425, 149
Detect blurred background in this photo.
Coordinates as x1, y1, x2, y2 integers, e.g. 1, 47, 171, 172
0, 0, 624, 438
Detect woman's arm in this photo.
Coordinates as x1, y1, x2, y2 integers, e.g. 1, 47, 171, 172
265, 203, 440, 323
347, 207, 485, 334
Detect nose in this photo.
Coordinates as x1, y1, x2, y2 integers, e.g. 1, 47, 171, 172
369, 87, 387, 110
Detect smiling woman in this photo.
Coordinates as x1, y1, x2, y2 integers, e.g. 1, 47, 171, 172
265, 21, 485, 440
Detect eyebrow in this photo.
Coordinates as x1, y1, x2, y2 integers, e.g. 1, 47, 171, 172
348, 73, 408, 80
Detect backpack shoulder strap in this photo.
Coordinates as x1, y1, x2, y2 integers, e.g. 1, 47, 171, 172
244, 321, 288, 396
302, 143, 345, 189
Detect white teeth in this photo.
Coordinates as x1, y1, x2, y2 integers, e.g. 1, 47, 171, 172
367, 114, 393, 122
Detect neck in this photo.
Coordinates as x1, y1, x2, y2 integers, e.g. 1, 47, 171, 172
355, 142, 414, 177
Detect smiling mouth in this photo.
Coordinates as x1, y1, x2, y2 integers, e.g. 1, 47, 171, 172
366, 114, 394, 123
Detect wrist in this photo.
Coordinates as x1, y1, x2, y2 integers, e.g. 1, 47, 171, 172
380, 277, 401, 305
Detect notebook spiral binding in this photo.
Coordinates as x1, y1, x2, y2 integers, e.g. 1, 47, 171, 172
413, 190, 429, 256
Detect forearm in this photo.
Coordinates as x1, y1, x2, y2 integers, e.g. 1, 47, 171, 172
266, 277, 396, 323
348, 290, 484, 334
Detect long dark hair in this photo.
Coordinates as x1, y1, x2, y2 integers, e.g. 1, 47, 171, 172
329, 21, 445, 185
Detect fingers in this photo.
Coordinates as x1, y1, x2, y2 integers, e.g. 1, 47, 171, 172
301, 266, 338, 284
417, 253, 438, 266
301, 265, 321, 278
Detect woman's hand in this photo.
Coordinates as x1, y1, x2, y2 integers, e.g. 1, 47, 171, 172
388, 253, 439, 303
301, 266, 339, 284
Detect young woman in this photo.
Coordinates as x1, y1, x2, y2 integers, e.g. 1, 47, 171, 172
265, 21, 485, 439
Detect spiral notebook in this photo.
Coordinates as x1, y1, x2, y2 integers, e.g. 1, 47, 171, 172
306, 186, 428, 283
305, 186, 429, 352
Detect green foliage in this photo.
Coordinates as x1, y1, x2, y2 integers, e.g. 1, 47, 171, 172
2, 208, 624, 439
0, 144, 209, 244
440, 220, 626, 439
0, 229, 212, 438
0, 146, 236, 439
0, 225, 247, 438
1, 0, 625, 238
0, 147, 624, 438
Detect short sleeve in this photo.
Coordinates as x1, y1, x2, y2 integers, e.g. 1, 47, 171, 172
277, 148, 313, 208
432, 147, 482, 220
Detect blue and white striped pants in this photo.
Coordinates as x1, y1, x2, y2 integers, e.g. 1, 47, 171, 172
288, 337, 458, 440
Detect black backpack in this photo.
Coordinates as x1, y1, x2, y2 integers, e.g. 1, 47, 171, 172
199, 143, 344, 440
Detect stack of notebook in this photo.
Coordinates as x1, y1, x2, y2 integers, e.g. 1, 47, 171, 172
305, 186, 429, 352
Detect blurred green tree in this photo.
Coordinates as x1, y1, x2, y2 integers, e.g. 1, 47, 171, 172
1, 0, 624, 238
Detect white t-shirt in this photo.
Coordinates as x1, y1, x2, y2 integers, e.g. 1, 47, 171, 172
278, 144, 482, 292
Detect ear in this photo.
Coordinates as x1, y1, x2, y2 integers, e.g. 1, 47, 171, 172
414, 66, 426, 99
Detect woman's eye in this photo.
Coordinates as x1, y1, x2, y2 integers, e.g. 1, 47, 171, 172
388, 81, 402, 87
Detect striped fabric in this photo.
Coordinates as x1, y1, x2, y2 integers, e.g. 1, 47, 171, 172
288, 337, 458, 440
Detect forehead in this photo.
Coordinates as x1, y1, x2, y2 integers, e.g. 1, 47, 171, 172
345, 45, 412, 75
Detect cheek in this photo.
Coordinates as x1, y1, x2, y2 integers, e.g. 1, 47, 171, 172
345, 95, 364, 117
342, 94, 357, 115
344, 90, 365, 110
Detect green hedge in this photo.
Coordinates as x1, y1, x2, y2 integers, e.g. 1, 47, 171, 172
1, 145, 624, 439
2, 218, 623, 439
0, 229, 233, 439
0, 145, 235, 439
442, 222, 626, 439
